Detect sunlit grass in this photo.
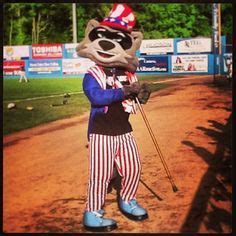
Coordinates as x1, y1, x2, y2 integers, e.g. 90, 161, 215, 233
3, 77, 169, 135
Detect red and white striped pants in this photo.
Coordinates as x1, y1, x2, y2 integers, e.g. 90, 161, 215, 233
86, 132, 141, 211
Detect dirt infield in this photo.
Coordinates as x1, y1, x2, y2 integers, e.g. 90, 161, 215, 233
3, 75, 232, 233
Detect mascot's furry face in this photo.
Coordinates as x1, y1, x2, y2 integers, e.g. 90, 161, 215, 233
76, 19, 143, 72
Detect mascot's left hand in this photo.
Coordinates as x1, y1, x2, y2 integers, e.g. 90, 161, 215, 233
137, 83, 151, 104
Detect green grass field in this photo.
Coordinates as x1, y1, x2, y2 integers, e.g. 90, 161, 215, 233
3, 76, 168, 135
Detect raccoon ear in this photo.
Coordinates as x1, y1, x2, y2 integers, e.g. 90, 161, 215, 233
85, 19, 100, 35
131, 31, 143, 50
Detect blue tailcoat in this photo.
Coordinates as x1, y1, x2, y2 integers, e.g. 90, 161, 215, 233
83, 73, 125, 140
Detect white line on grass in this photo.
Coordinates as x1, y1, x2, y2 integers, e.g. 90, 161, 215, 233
152, 75, 210, 84
5, 91, 84, 103
5, 76, 211, 103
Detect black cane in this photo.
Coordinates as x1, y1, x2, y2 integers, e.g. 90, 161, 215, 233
135, 97, 178, 192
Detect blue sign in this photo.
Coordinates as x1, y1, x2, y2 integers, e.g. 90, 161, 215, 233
137, 56, 168, 73
63, 43, 79, 59
26, 59, 62, 77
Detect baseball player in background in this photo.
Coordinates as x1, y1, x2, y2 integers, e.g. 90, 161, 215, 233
19, 65, 29, 83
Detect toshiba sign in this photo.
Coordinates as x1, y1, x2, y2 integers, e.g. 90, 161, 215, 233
32, 44, 63, 59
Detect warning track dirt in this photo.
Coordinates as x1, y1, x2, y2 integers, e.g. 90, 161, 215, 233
3, 75, 232, 233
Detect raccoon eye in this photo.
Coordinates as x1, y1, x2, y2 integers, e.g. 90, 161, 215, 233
114, 34, 132, 50
114, 38, 122, 42
117, 32, 126, 38
89, 27, 107, 41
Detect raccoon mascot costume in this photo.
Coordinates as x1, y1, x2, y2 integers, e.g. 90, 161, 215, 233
77, 4, 151, 232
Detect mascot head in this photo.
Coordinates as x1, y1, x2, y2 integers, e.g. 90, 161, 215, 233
76, 4, 143, 72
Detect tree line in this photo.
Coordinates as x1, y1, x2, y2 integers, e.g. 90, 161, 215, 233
3, 3, 232, 46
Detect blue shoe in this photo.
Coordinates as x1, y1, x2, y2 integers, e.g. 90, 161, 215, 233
119, 199, 148, 221
83, 210, 117, 232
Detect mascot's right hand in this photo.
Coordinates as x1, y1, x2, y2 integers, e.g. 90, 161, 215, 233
122, 82, 141, 99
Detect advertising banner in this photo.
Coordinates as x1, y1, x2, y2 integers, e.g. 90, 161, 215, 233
177, 38, 212, 53
172, 55, 208, 73
140, 39, 174, 55
4, 45, 30, 60
137, 56, 168, 73
3, 60, 25, 76
32, 43, 63, 59
27, 59, 62, 76
62, 58, 95, 75
63, 43, 80, 58
223, 53, 232, 73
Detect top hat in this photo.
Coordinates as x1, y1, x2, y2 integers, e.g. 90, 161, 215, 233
100, 4, 136, 32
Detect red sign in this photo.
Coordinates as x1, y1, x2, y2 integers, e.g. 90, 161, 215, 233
32, 43, 63, 59
3, 60, 25, 75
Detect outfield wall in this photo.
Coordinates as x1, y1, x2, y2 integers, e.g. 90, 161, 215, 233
3, 36, 231, 79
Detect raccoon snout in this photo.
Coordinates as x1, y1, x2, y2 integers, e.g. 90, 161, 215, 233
98, 40, 115, 51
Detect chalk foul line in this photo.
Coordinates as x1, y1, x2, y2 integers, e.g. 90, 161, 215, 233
5, 91, 84, 103
5, 76, 211, 103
